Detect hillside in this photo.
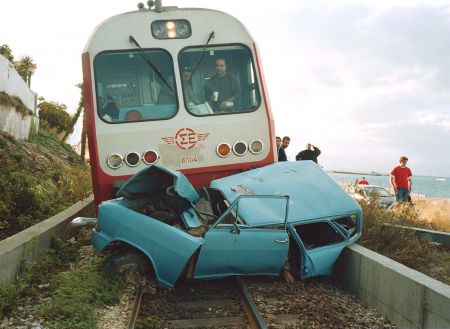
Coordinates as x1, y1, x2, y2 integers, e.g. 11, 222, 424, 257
0, 131, 91, 240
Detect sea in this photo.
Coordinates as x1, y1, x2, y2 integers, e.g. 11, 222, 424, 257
327, 172, 450, 199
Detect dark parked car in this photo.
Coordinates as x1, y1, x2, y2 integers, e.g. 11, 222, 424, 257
90, 161, 363, 288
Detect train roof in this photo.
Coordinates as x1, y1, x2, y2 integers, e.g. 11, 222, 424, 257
83, 6, 252, 54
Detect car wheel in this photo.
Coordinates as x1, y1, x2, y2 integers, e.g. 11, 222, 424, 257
102, 250, 151, 277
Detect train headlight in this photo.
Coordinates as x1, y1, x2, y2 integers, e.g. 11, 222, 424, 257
107, 153, 123, 169
152, 22, 166, 38
177, 21, 191, 37
125, 152, 141, 167
233, 141, 247, 156
143, 150, 159, 165
151, 20, 192, 39
216, 143, 231, 158
249, 139, 264, 154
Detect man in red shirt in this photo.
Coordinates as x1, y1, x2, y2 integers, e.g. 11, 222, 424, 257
390, 156, 412, 203
358, 177, 369, 185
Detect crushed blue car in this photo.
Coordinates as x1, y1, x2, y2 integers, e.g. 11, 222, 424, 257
92, 161, 362, 288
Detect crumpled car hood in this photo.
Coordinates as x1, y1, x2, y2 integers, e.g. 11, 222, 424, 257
116, 165, 200, 203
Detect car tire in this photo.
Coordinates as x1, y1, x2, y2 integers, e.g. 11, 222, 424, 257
102, 250, 151, 276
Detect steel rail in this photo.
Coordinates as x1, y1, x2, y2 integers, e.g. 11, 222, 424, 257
236, 276, 268, 329
127, 284, 143, 329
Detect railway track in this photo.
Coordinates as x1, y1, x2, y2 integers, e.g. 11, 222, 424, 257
127, 275, 395, 329
128, 277, 264, 328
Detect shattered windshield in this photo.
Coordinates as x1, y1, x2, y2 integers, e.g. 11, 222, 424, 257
179, 44, 261, 116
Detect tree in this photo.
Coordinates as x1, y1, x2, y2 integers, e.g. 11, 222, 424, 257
14, 56, 36, 87
0, 44, 14, 62
38, 100, 72, 135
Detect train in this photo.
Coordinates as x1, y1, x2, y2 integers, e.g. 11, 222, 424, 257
82, 0, 276, 206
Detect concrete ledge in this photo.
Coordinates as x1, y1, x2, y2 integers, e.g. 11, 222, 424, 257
334, 244, 450, 329
384, 224, 450, 246
0, 195, 94, 285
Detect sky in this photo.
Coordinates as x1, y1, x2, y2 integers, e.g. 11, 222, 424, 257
2, 0, 450, 177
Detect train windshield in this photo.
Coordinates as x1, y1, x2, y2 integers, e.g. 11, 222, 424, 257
179, 45, 261, 116
93, 49, 177, 123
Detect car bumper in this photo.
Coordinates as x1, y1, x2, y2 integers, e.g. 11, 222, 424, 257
92, 229, 113, 250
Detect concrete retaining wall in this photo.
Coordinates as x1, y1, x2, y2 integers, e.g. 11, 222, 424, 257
0, 55, 37, 112
334, 244, 450, 329
0, 105, 35, 140
0, 54, 38, 140
0, 195, 94, 285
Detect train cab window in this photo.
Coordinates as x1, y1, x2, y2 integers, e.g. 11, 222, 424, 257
94, 49, 177, 123
179, 45, 261, 116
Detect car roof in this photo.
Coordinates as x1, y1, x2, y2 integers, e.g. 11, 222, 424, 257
359, 184, 385, 189
211, 161, 361, 226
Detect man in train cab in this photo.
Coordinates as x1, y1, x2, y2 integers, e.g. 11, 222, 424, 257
182, 66, 199, 105
101, 95, 120, 121
205, 57, 241, 112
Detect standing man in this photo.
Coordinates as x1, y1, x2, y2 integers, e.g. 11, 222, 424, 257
296, 143, 321, 164
276, 136, 282, 159
390, 156, 412, 203
205, 57, 241, 112
278, 136, 290, 162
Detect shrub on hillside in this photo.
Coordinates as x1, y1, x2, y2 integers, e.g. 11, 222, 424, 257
38, 101, 72, 134
0, 131, 91, 233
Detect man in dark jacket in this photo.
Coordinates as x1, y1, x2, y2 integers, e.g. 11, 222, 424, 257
296, 143, 321, 163
278, 136, 290, 161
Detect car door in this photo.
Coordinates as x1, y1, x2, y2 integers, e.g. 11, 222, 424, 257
194, 195, 289, 279
289, 220, 347, 279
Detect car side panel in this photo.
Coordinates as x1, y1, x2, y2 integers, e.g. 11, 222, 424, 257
93, 202, 204, 287
194, 227, 289, 279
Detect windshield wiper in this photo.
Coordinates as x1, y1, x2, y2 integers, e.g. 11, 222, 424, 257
129, 35, 173, 92
186, 31, 215, 86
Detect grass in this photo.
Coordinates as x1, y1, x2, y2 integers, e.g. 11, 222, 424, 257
0, 237, 80, 316
0, 234, 123, 329
410, 197, 450, 231
358, 197, 450, 284
38, 262, 122, 329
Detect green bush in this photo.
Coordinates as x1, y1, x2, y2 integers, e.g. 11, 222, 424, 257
39, 262, 122, 329
0, 131, 91, 230
38, 101, 72, 134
